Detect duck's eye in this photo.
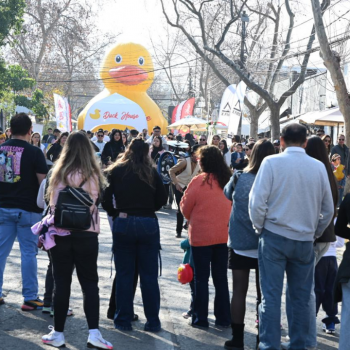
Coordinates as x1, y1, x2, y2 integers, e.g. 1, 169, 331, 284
138, 57, 145, 66
115, 55, 122, 63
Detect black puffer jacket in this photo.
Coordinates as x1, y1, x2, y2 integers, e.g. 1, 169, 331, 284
334, 193, 350, 302
101, 140, 124, 165
46, 143, 62, 163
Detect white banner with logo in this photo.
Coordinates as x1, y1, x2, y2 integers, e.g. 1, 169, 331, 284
53, 93, 71, 132
218, 81, 247, 135
83, 93, 148, 132
218, 84, 237, 127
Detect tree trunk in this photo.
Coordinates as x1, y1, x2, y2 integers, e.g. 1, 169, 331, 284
250, 112, 259, 140
270, 105, 281, 141
311, 0, 350, 143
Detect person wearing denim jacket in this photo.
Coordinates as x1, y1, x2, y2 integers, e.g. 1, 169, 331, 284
223, 139, 275, 350
231, 143, 245, 169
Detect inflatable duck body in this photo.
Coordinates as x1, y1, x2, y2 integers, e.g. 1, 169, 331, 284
78, 43, 168, 134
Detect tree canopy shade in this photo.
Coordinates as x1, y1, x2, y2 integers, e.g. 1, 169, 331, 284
0, 0, 25, 47
0, 63, 35, 97
4, 64, 35, 93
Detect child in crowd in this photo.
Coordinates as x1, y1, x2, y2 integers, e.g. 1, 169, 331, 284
315, 233, 345, 334
231, 143, 245, 170
180, 238, 194, 319
331, 153, 345, 207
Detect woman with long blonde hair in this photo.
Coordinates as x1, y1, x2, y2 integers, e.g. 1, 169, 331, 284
42, 131, 113, 350
103, 138, 167, 332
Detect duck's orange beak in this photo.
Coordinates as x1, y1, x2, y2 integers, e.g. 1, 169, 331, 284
109, 65, 148, 86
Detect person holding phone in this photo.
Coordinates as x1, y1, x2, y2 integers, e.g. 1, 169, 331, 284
169, 145, 201, 238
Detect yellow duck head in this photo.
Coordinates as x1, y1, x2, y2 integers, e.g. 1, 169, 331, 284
100, 43, 154, 93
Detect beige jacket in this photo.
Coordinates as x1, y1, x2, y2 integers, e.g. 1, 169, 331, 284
169, 157, 200, 189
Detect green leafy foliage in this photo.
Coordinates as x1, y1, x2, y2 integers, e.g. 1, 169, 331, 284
5, 64, 35, 92
0, 0, 25, 47
31, 89, 48, 119
13, 89, 49, 122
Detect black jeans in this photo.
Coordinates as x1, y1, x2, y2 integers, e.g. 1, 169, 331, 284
173, 185, 186, 234
191, 244, 231, 327
50, 232, 99, 332
43, 251, 54, 307
167, 184, 174, 205
315, 256, 339, 324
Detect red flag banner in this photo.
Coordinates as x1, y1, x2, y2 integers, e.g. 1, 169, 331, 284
180, 97, 195, 120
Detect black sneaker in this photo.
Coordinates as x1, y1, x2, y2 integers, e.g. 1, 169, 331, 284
21, 297, 43, 311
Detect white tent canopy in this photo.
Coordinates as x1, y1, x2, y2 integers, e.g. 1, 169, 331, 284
296, 108, 344, 126
167, 115, 207, 131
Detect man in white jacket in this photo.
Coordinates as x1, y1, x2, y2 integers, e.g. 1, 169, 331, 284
249, 123, 334, 350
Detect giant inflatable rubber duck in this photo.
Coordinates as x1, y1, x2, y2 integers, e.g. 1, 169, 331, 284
78, 43, 168, 134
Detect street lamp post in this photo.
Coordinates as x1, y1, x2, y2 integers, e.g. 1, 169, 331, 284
240, 11, 249, 68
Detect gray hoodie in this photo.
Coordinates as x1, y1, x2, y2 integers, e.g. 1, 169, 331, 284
249, 147, 334, 241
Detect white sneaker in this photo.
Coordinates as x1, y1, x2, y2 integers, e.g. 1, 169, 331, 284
42, 326, 65, 348
281, 340, 316, 350
87, 330, 113, 349
281, 342, 289, 350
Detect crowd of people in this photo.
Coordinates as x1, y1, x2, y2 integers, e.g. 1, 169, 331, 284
0, 114, 349, 350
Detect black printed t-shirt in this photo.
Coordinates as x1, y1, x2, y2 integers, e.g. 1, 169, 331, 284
0, 139, 48, 213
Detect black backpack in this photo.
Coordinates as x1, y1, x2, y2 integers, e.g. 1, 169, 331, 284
54, 181, 95, 231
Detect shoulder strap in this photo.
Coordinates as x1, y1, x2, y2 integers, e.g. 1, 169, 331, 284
79, 179, 86, 187
67, 186, 94, 207
233, 170, 243, 188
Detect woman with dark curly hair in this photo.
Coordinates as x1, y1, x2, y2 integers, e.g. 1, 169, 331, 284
180, 145, 232, 328
101, 129, 124, 165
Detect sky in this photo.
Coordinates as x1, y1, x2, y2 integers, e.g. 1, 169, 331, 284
94, 0, 350, 68
96, 0, 166, 49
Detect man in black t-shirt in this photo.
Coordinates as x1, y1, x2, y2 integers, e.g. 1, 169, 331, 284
0, 113, 48, 310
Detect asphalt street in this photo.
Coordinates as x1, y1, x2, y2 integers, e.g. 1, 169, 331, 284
0, 207, 341, 349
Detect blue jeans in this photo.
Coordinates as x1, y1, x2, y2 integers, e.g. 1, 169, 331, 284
258, 229, 314, 350
191, 244, 231, 327
112, 215, 161, 331
0, 208, 41, 301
